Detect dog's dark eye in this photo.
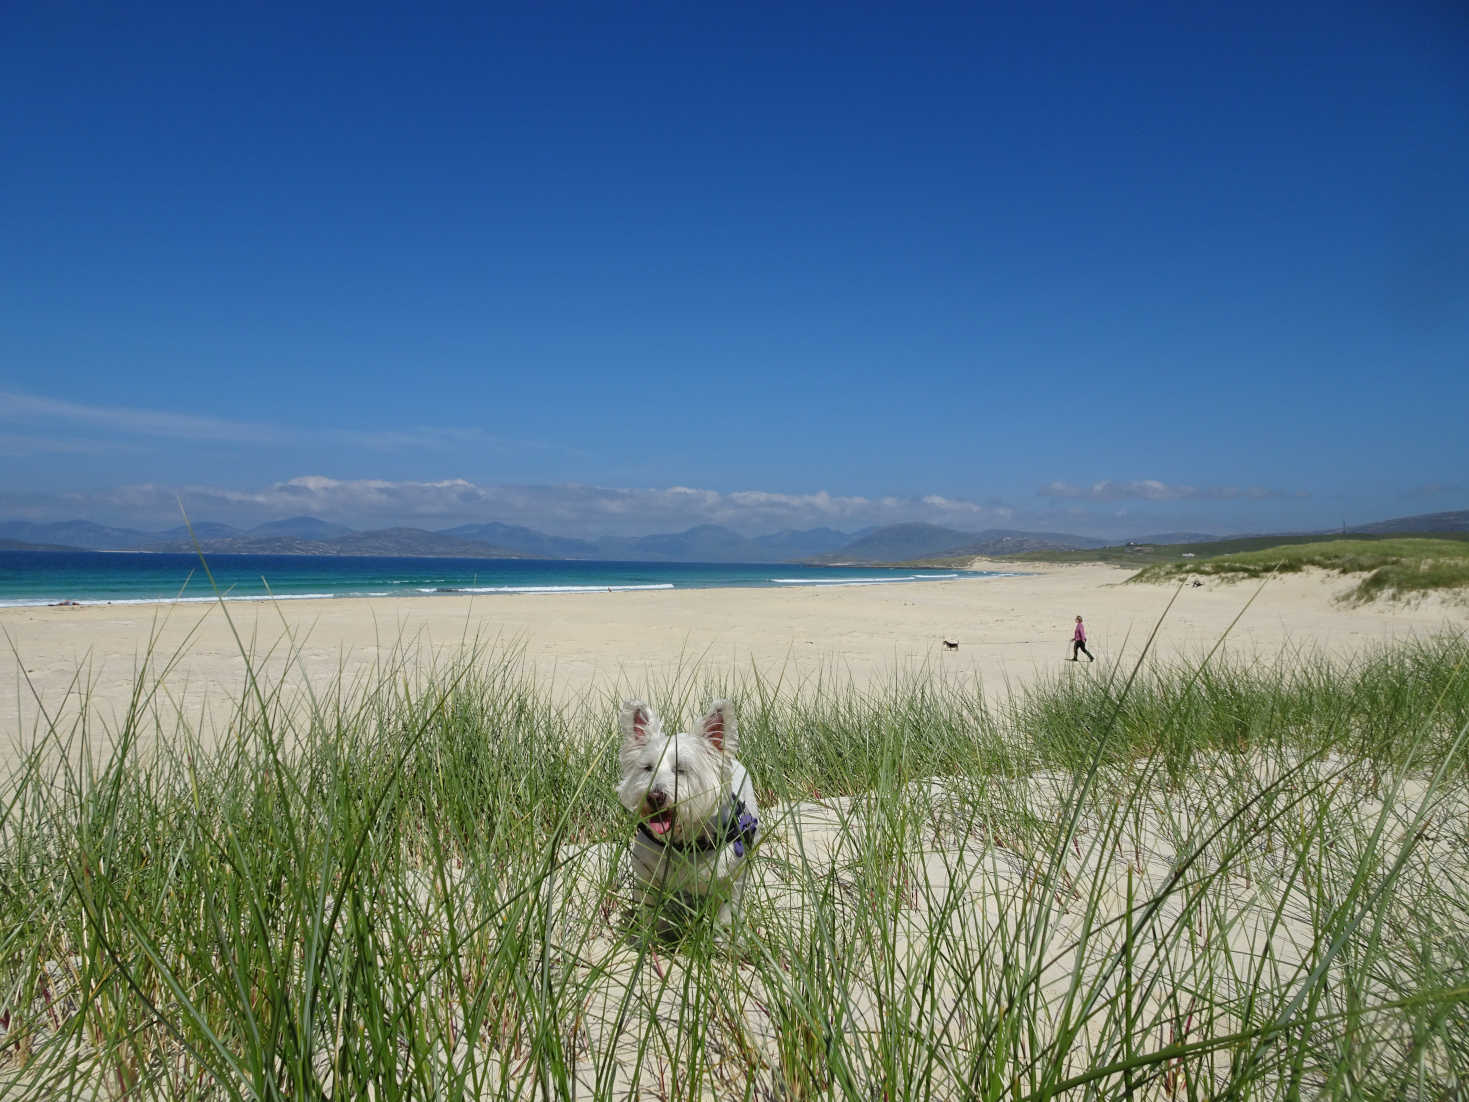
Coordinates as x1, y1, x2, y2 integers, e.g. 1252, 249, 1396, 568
642, 765, 652, 772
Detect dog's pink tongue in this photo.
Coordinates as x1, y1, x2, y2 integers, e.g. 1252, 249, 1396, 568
648, 813, 673, 836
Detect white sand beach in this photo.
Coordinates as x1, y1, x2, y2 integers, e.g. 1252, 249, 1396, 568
2, 561, 1462, 768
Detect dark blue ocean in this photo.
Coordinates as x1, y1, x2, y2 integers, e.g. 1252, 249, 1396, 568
0, 550, 1006, 607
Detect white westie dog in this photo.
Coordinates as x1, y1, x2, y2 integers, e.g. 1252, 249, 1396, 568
617, 698, 760, 936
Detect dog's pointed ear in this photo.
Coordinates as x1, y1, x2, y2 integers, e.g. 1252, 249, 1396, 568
619, 699, 659, 745
694, 699, 737, 755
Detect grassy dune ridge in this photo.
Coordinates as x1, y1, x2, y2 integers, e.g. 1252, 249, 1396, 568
1130, 538, 1469, 603
1, 619, 1467, 1098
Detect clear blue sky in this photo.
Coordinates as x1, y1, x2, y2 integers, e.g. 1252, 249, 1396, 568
3, 0, 1465, 538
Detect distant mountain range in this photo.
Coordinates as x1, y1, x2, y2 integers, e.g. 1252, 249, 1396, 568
813, 524, 1110, 563
1348, 510, 1469, 535
1, 508, 1464, 564
0, 517, 869, 562
1129, 532, 1222, 546
0, 538, 77, 552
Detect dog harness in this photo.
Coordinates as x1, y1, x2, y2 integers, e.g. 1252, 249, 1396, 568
637, 794, 760, 860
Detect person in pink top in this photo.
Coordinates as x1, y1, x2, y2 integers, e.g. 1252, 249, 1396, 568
1070, 615, 1094, 662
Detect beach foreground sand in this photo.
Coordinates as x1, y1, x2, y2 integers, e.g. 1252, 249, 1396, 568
3, 562, 1466, 1096
2, 561, 1463, 770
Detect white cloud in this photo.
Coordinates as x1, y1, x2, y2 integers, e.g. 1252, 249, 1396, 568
1397, 482, 1466, 499
1038, 479, 1306, 502
2, 391, 262, 443
0, 389, 512, 453
27, 476, 1025, 537
0, 432, 150, 457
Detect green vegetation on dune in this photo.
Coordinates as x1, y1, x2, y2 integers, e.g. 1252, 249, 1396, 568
1131, 537, 1469, 602
924, 529, 1469, 570
1, 625, 1467, 1098
922, 531, 1469, 601
993, 533, 1374, 568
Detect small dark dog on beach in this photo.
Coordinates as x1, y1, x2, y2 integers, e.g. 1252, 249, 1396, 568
942, 639, 959, 650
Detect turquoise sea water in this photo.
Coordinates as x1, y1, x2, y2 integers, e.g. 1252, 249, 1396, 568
0, 550, 1010, 607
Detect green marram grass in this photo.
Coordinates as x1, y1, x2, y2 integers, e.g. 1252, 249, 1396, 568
927, 533, 1469, 599
1130, 538, 1469, 603
1, 603, 1467, 1099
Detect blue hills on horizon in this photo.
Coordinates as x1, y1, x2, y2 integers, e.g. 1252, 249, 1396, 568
0, 515, 1088, 562
2, 509, 1466, 564
0, 516, 866, 563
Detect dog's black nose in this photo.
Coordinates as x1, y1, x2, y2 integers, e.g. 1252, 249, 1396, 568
647, 787, 669, 809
